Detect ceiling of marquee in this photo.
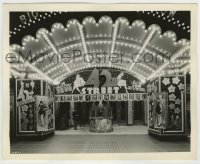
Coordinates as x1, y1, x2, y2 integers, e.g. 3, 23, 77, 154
9, 12, 190, 85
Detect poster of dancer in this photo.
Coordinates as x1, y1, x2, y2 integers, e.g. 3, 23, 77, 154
35, 96, 49, 131
153, 92, 168, 129
47, 98, 55, 130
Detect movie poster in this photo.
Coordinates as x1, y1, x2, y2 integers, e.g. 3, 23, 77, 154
18, 100, 35, 132
35, 96, 55, 131
47, 99, 55, 130
16, 80, 41, 103
36, 96, 49, 131
153, 92, 168, 129
43, 81, 54, 98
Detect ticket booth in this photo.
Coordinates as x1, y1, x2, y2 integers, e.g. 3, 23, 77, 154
89, 101, 113, 133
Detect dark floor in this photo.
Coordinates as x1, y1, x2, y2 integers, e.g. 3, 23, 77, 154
10, 134, 190, 154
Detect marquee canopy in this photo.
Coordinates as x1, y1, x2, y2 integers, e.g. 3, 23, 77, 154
9, 15, 190, 85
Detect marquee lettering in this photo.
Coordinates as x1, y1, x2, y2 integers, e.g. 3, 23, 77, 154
81, 86, 119, 94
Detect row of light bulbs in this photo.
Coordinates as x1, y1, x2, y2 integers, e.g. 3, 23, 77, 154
10, 43, 189, 80
86, 33, 112, 38
12, 23, 189, 60
147, 45, 190, 80
45, 64, 63, 75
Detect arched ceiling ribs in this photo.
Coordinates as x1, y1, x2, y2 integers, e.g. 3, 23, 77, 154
9, 16, 191, 83
147, 45, 190, 80
77, 23, 90, 67
10, 51, 54, 84
109, 20, 119, 67
41, 32, 71, 73
129, 28, 156, 71
53, 65, 146, 84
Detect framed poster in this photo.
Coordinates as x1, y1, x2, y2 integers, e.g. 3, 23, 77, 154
47, 98, 55, 130
16, 79, 41, 103
153, 92, 168, 129
18, 100, 35, 133
35, 96, 55, 131
35, 96, 49, 131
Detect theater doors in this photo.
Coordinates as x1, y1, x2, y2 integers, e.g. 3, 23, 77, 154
111, 101, 128, 125
111, 101, 145, 125
133, 101, 144, 124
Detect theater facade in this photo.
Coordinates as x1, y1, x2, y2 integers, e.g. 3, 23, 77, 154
8, 11, 191, 140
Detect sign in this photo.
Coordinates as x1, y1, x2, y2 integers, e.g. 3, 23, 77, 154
55, 93, 146, 102
55, 68, 146, 95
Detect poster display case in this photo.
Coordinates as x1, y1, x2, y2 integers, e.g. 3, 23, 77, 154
147, 75, 187, 138
15, 79, 55, 137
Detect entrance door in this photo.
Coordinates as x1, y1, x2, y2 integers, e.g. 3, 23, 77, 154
133, 101, 144, 124
119, 101, 127, 125
75, 102, 90, 127
110, 102, 117, 124
111, 101, 127, 126
55, 102, 70, 130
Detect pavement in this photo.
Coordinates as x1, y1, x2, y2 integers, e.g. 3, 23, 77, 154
10, 126, 190, 154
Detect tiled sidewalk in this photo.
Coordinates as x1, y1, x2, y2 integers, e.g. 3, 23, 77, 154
55, 126, 148, 135
11, 126, 190, 154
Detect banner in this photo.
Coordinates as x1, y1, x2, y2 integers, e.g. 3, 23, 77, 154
55, 93, 146, 102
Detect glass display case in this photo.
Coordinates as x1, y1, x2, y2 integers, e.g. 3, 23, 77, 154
89, 101, 113, 133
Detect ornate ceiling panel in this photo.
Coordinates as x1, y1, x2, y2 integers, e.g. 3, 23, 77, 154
9, 15, 190, 84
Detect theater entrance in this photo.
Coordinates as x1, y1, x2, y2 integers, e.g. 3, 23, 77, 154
110, 101, 127, 125
75, 102, 91, 126
55, 100, 145, 130
110, 101, 145, 125
133, 101, 144, 124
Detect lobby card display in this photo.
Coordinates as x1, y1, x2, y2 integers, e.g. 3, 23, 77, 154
153, 92, 168, 129
18, 100, 36, 132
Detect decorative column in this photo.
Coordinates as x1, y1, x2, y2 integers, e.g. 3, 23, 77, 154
81, 102, 86, 126
127, 101, 133, 125
132, 101, 135, 123
144, 97, 147, 125
141, 100, 144, 123
70, 102, 75, 126
117, 102, 121, 125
